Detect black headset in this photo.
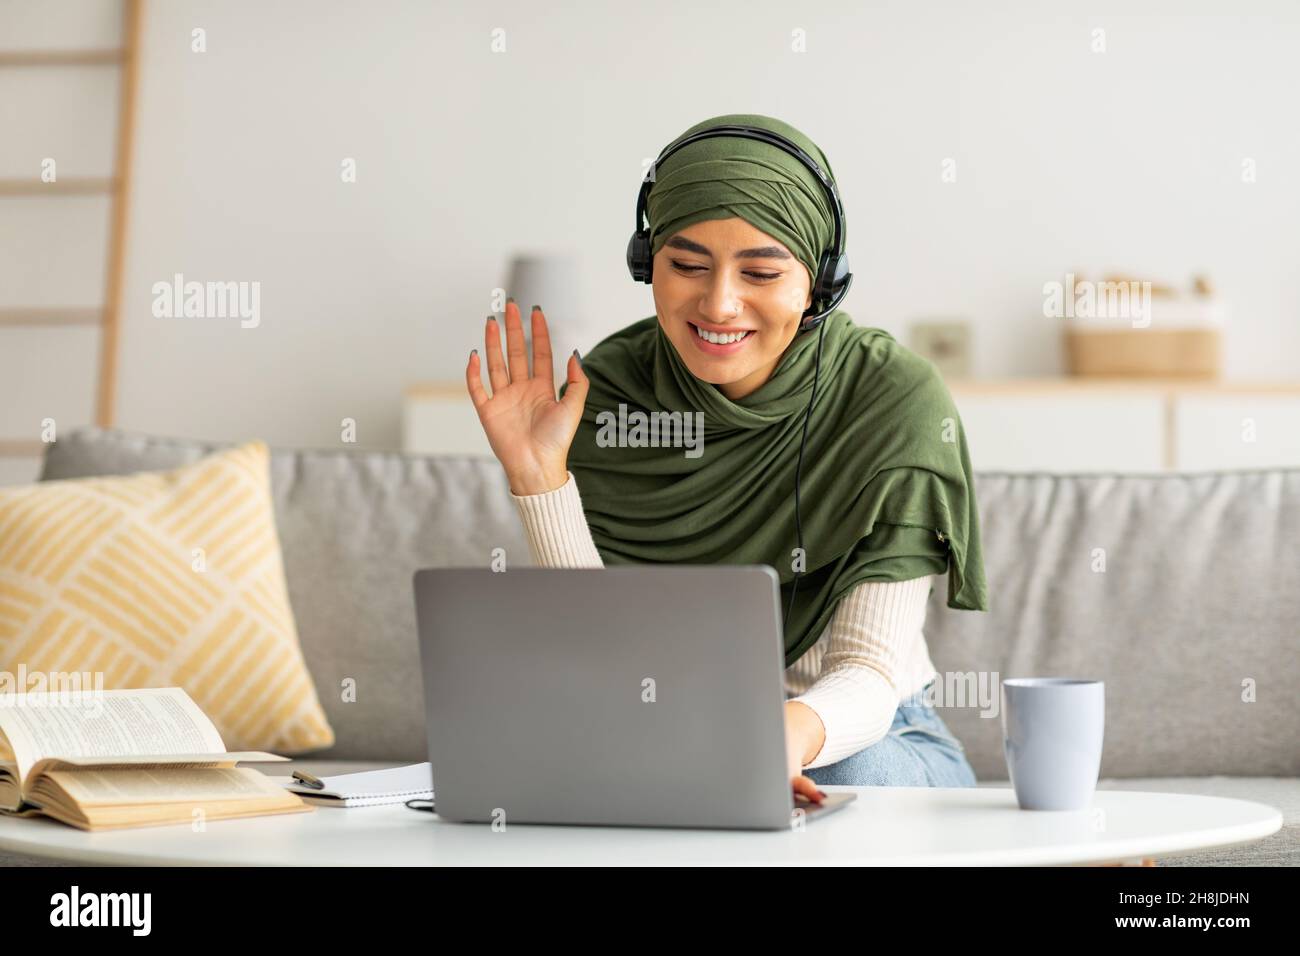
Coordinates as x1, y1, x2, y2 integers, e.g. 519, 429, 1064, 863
625, 123, 853, 331
626, 123, 853, 637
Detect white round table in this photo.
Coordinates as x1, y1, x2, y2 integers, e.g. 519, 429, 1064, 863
0, 785, 1282, 866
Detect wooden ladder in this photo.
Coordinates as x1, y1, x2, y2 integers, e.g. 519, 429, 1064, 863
0, 0, 143, 463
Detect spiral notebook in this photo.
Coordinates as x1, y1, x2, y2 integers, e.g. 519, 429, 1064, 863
278, 763, 434, 808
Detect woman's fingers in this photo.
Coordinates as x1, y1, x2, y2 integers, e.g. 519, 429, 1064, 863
473, 302, 561, 404
530, 305, 553, 388
465, 350, 489, 411
559, 348, 588, 414
503, 301, 530, 385
791, 775, 826, 805
484, 315, 510, 394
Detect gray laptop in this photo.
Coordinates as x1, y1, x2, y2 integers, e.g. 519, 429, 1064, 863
412, 564, 857, 830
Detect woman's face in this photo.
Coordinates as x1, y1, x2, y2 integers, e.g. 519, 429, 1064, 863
652, 217, 813, 401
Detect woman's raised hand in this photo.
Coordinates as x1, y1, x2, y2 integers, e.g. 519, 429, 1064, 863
466, 301, 589, 496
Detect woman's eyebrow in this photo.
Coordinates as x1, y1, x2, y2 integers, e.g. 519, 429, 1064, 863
664, 235, 793, 260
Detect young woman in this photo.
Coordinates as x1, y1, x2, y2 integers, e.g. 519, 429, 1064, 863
466, 113, 988, 807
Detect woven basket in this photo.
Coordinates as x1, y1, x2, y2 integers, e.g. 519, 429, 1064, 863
1064, 328, 1221, 378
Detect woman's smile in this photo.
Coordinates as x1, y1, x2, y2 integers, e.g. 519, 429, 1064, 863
688, 320, 756, 354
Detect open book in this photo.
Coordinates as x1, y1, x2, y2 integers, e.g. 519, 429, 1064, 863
0, 687, 312, 831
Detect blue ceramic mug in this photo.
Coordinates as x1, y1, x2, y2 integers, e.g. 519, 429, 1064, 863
1001, 678, 1105, 810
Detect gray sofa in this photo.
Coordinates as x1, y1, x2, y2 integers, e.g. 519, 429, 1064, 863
7, 426, 1297, 865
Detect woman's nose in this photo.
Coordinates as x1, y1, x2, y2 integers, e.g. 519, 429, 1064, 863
697, 272, 743, 322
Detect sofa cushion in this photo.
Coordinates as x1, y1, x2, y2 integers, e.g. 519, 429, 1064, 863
40, 427, 530, 761
2, 441, 334, 753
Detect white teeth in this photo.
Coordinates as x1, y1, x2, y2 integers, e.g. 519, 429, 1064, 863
694, 325, 750, 345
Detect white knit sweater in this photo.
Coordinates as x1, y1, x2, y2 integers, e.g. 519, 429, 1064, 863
510, 471, 940, 769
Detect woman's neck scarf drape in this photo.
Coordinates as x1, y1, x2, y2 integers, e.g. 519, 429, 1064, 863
559, 114, 988, 668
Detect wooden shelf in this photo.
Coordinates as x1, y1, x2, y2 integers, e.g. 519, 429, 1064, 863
0, 308, 104, 327
0, 49, 124, 67
0, 178, 117, 196
0, 440, 48, 458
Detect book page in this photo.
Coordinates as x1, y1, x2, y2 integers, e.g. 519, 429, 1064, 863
45, 767, 288, 806
0, 687, 227, 786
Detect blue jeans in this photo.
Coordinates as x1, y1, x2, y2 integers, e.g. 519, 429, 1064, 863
802, 678, 978, 788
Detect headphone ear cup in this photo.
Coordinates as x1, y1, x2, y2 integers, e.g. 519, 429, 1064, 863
626, 231, 653, 283
801, 253, 853, 330
820, 253, 850, 299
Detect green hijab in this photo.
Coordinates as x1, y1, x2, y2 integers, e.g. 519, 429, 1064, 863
560, 114, 988, 668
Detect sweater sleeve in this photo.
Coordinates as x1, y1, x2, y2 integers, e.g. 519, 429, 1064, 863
790, 574, 933, 770
509, 470, 605, 569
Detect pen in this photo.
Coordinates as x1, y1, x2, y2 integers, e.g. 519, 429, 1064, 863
291, 770, 325, 790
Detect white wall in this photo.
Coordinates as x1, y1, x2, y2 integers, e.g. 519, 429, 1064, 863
3, 0, 1298, 482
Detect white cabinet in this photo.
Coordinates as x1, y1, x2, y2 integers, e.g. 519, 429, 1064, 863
403, 384, 493, 457
1175, 394, 1300, 471
952, 391, 1166, 473
949, 379, 1300, 472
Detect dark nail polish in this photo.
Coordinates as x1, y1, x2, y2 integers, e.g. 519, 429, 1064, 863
532, 304, 541, 313
506, 296, 515, 305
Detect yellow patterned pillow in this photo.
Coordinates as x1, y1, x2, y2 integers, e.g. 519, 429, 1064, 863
0, 441, 334, 753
